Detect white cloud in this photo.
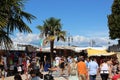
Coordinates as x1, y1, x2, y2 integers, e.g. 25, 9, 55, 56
11, 33, 117, 47
12, 33, 39, 44
73, 35, 89, 42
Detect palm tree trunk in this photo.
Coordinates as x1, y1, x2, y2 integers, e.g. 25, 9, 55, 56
50, 40, 54, 67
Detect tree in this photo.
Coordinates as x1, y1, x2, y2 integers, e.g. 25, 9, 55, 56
0, 0, 8, 28
0, 0, 36, 49
108, 0, 120, 41
0, 29, 13, 49
37, 17, 66, 66
2, 0, 36, 34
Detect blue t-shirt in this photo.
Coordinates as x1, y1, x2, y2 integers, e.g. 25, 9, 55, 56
32, 76, 41, 80
88, 61, 99, 75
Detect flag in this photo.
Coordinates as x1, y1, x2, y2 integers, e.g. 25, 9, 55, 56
40, 38, 43, 46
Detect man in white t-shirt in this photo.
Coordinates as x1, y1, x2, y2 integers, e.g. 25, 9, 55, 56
55, 55, 60, 66
67, 56, 72, 63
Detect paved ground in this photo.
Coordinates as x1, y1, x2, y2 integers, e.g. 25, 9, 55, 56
0, 74, 102, 80
0, 75, 67, 80
0, 68, 102, 80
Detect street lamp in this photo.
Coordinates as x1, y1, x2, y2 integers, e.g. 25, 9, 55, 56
89, 40, 95, 47
68, 33, 73, 46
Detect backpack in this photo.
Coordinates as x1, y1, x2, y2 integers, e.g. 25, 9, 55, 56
70, 63, 77, 75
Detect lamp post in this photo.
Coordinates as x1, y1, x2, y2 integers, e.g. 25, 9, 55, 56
90, 40, 95, 47
68, 33, 73, 46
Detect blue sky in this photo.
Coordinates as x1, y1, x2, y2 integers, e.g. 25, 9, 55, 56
25, 0, 112, 36
12, 0, 118, 47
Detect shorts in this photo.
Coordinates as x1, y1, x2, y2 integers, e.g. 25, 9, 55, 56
78, 74, 86, 80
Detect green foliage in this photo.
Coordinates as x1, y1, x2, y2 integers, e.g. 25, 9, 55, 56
0, 29, 13, 49
108, 0, 120, 39
0, 0, 36, 49
37, 17, 66, 42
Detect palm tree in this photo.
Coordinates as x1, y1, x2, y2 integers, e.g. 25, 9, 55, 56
0, 0, 36, 49
0, 29, 13, 49
0, 11, 7, 28
0, 0, 7, 28
37, 17, 66, 66
2, 0, 36, 34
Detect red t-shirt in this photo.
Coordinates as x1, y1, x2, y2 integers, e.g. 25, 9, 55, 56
112, 74, 120, 80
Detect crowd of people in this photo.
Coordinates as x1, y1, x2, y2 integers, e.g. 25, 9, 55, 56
49, 55, 120, 80
0, 52, 45, 80
0, 52, 120, 80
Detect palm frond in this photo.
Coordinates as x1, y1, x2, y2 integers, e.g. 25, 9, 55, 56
15, 18, 32, 33
36, 17, 66, 44
57, 31, 66, 42
20, 11, 36, 23
0, 29, 13, 49
7, 17, 32, 33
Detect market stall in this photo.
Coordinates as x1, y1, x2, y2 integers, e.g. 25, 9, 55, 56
87, 48, 116, 57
